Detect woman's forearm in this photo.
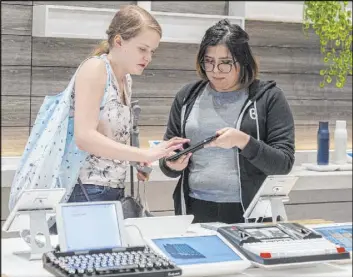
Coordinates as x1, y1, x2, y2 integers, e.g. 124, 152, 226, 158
75, 129, 148, 162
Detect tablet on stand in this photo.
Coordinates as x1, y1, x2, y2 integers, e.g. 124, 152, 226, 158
56, 201, 128, 252
2, 188, 66, 260
243, 175, 299, 223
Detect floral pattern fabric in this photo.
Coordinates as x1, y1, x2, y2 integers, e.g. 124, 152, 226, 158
78, 55, 132, 188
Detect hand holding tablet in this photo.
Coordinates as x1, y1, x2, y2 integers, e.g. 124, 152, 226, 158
165, 134, 219, 162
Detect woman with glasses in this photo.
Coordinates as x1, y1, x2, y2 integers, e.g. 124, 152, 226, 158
159, 19, 295, 224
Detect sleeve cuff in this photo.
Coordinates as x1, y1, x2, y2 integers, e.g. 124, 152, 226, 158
239, 136, 261, 161
159, 158, 182, 178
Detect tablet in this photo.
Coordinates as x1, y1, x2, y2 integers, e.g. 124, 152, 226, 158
56, 201, 127, 252
125, 215, 194, 239
243, 175, 298, 221
124, 215, 194, 245
145, 233, 251, 276
166, 134, 219, 162
307, 222, 352, 253
2, 188, 66, 233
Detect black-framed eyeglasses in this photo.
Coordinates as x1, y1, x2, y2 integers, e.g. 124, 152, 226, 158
201, 60, 236, 73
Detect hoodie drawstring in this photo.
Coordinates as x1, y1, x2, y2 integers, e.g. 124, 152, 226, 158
254, 100, 260, 141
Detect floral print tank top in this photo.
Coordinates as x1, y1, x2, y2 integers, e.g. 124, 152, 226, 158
76, 54, 132, 188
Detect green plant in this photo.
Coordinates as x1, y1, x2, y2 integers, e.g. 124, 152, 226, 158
303, 1, 352, 88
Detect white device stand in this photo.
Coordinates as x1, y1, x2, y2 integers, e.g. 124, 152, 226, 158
243, 176, 298, 224
17, 209, 54, 260
245, 195, 290, 223
3, 188, 66, 260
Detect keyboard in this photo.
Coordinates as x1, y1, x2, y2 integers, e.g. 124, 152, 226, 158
42, 246, 182, 277
243, 238, 339, 258
217, 223, 351, 266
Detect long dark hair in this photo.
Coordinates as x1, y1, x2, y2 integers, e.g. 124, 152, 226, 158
196, 19, 258, 88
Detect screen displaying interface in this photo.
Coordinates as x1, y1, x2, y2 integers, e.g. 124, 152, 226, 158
62, 203, 122, 251
313, 225, 352, 252
152, 235, 242, 266
244, 227, 292, 241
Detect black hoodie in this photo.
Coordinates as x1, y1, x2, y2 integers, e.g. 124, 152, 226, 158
159, 79, 295, 215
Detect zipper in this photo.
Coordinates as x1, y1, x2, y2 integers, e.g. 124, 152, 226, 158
180, 171, 186, 215
179, 89, 204, 215
235, 99, 253, 213
179, 84, 254, 215
180, 105, 187, 215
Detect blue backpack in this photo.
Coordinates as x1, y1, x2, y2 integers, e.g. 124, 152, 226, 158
8, 55, 111, 211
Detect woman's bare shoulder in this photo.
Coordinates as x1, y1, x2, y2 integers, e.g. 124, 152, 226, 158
76, 57, 107, 82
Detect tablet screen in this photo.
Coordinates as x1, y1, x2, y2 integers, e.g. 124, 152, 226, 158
61, 203, 122, 251
313, 225, 352, 252
152, 235, 242, 265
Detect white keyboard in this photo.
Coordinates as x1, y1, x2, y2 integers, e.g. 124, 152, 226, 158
243, 238, 339, 258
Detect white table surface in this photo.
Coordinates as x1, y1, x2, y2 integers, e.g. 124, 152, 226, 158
2, 234, 352, 277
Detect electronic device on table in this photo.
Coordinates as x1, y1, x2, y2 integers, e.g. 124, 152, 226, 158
124, 215, 194, 246
42, 201, 182, 277
214, 222, 351, 268
165, 134, 219, 162
143, 229, 251, 276
243, 175, 298, 223
2, 188, 66, 260
306, 222, 352, 260
125, 215, 251, 276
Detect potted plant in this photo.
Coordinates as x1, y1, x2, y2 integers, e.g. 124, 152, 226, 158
303, 1, 352, 88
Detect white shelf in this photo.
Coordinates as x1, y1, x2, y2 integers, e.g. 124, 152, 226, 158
32, 5, 244, 43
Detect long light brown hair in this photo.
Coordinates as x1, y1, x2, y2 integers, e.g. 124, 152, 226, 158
91, 5, 162, 56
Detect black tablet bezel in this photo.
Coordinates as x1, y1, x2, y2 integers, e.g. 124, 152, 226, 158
165, 134, 219, 162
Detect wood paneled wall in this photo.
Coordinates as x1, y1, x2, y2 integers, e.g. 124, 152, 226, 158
1, 1, 352, 156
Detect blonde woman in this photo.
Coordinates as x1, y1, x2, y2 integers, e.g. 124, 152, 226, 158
65, 6, 188, 205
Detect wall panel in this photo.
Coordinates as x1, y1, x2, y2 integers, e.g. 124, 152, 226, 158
1, 35, 31, 66
1, 66, 31, 96
1, 4, 32, 36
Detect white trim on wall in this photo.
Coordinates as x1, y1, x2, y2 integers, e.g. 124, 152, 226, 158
137, 1, 151, 12
32, 5, 244, 43
228, 1, 352, 23
244, 1, 305, 23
